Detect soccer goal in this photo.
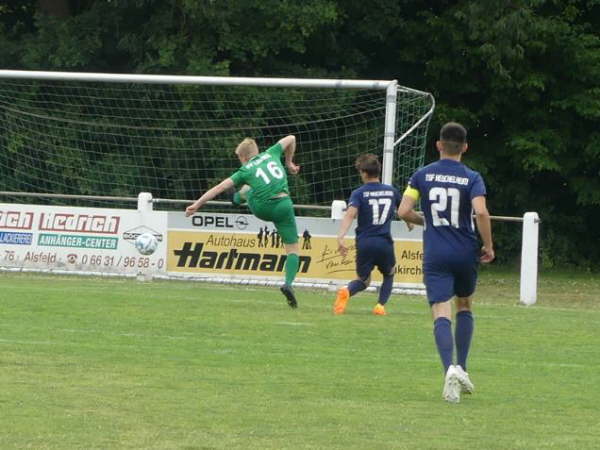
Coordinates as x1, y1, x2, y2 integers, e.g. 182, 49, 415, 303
0, 70, 434, 209
0, 71, 539, 304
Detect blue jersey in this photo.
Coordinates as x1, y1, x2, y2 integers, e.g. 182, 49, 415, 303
348, 182, 401, 243
407, 159, 486, 263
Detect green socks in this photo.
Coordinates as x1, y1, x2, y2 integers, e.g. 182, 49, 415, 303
285, 253, 299, 286
232, 192, 246, 205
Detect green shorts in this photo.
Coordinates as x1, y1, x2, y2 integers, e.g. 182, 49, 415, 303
248, 196, 298, 244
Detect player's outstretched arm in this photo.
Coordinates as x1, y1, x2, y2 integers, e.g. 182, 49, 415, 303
185, 178, 235, 216
472, 196, 495, 263
336, 206, 358, 257
397, 196, 424, 226
278, 135, 300, 174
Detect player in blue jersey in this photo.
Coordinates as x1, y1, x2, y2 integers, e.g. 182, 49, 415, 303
398, 122, 494, 403
333, 153, 401, 316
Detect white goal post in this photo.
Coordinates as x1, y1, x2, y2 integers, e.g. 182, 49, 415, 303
0, 70, 435, 209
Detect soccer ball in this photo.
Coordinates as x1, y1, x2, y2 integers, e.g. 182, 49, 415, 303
135, 232, 158, 255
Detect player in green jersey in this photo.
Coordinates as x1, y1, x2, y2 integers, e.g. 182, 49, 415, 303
185, 135, 301, 308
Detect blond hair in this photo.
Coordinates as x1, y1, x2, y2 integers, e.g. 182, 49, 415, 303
235, 138, 259, 160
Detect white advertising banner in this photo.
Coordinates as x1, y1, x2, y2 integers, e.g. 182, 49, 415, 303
0, 204, 425, 292
0, 203, 167, 276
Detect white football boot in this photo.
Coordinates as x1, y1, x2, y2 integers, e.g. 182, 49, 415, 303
442, 365, 461, 403
455, 365, 475, 394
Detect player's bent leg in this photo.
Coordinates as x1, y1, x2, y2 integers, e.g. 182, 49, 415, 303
334, 240, 376, 315
349, 275, 370, 295
229, 185, 253, 206
232, 191, 245, 205
333, 275, 370, 315
238, 184, 252, 200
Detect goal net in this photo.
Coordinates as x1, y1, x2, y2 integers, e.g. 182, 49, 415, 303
0, 71, 433, 210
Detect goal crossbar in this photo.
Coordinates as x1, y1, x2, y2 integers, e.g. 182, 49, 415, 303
0, 69, 434, 208
0, 70, 396, 90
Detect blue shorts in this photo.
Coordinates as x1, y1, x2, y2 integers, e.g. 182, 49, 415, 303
423, 259, 478, 304
355, 237, 395, 280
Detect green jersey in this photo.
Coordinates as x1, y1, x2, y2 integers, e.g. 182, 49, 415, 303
229, 143, 290, 203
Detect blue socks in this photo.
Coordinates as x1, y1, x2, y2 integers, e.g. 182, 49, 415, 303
434, 317, 453, 373
348, 279, 367, 296
434, 311, 474, 374
455, 310, 474, 371
378, 274, 393, 305
347, 275, 393, 306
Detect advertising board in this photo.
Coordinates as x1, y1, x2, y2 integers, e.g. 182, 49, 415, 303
0, 204, 167, 276
167, 212, 424, 289
0, 205, 424, 291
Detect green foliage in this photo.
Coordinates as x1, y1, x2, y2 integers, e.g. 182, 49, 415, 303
0, 0, 599, 266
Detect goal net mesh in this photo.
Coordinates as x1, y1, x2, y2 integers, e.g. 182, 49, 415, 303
0, 77, 433, 210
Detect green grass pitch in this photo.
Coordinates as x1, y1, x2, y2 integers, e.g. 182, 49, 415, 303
1, 268, 599, 449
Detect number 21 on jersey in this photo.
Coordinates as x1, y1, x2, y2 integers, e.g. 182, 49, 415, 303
430, 187, 460, 228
